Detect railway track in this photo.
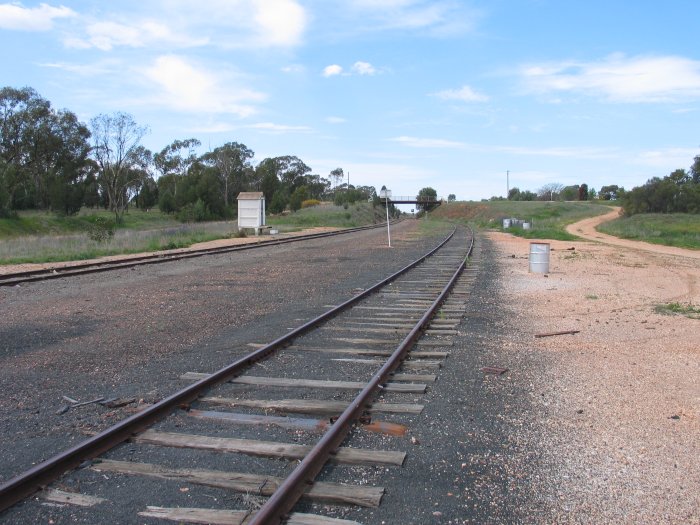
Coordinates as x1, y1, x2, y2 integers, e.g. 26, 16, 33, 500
0, 224, 475, 524
0, 221, 397, 287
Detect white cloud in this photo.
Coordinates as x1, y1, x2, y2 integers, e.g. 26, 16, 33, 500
249, 122, 312, 134
38, 59, 118, 76
348, 0, 480, 36
251, 0, 306, 47
323, 61, 381, 77
64, 0, 305, 50
432, 85, 489, 102
323, 64, 344, 77
140, 55, 265, 117
65, 19, 208, 51
520, 54, 700, 103
326, 116, 347, 124
352, 61, 377, 75
0, 2, 75, 31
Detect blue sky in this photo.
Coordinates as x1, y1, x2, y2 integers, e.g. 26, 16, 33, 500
2, 0, 699, 200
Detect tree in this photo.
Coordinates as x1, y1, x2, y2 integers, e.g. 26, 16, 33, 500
135, 175, 158, 210
560, 185, 580, 201
0, 86, 91, 213
416, 187, 438, 211
448, 194, 456, 202
276, 155, 311, 193
329, 168, 344, 193
257, 158, 280, 205
289, 185, 308, 212
269, 189, 288, 214
599, 184, 624, 200
200, 142, 254, 208
691, 155, 700, 184
90, 112, 150, 223
537, 183, 564, 201
154, 138, 200, 179
578, 183, 589, 201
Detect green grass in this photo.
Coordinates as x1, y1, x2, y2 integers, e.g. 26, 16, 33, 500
432, 200, 613, 241
655, 302, 700, 319
0, 203, 386, 265
597, 213, 700, 250
267, 202, 384, 229
0, 223, 239, 265
0, 208, 179, 239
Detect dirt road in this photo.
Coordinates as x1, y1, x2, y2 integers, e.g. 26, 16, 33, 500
565, 207, 700, 259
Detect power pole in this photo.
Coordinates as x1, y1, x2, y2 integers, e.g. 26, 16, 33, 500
507, 170, 510, 198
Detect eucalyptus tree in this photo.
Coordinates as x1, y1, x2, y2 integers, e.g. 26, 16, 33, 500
200, 142, 254, 208
0, 86, 91, 212
90, 112, 150, 222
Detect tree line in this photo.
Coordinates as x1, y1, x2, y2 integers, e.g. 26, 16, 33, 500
0, 86, 379, 222
502, 153, 700, 217
504, 182, 622, 202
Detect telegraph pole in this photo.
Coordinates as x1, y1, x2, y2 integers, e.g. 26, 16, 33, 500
507, 170, 510, 198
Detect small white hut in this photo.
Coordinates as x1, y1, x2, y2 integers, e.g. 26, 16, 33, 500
237, 192, 266, 234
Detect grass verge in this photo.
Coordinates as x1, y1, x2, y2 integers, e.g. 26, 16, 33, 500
267, 202, 384, 229
431, 201, 613, 241
0, 203, 385, 265
597, 213, 700, 250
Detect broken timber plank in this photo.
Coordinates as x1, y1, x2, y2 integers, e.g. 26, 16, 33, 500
187, 409, 407, 437
289, 347, 449, 358
180, 373, 426, 393
323, 327, 409, 334
138, 506, 248, 525
41, 489, 106, 507
134, 431, 406, 466
198, 397, 424, 415
333, 337, 399, 345
330, 358, 441, 369
286, 513, 363, 525
92, 459, 384, 507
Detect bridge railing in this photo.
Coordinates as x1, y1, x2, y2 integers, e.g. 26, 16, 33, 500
384, 196, 444, 202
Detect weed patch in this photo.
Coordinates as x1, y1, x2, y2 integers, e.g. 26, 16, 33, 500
655, 302, 700, 319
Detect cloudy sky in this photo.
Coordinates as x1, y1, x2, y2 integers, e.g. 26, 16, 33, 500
2, 0, 699, 200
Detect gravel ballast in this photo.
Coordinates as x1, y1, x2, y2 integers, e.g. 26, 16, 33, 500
1, 218, 698, 524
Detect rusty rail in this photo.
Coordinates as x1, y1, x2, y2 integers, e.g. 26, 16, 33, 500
0, 219, 403, 287
249, 226, 474, 524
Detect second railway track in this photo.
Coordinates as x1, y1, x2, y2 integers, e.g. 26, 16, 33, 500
1, 223, 476, 524
0, 221, 399, 287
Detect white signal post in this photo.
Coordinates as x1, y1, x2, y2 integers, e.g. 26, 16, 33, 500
380, 188, 392, 247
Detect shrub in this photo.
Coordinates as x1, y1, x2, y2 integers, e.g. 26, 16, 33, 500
176, 198, 211, 222
301, 199, 321, 208
86, 216, 115, 242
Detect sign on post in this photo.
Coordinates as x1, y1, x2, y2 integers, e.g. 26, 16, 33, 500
380, 189, 392, 247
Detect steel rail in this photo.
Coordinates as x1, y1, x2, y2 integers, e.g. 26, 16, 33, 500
0, 220, 402, 287
249, 225, 474, 525
0, 226, 456, 514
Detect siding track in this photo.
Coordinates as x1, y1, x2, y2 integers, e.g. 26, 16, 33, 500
0, 224, 475, 524
0, 222, 397, 287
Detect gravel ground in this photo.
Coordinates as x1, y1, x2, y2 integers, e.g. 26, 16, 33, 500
1, 217, 698, 524
488, 230, 700, 524
0, 220, 450, 486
